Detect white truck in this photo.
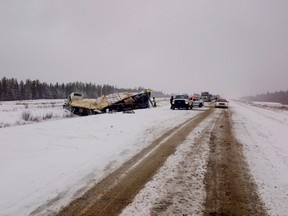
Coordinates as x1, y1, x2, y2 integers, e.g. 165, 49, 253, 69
171, 94, 193, 110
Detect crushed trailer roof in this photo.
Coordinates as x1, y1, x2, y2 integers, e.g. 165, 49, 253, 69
65, 92, 152, 115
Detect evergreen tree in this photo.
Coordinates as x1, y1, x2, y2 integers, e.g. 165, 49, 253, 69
0, 77, 168, 101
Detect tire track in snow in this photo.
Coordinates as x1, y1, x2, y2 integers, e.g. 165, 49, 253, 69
55, 108, 214, 216
121, 107, 219, 216
203, 109, 267, 215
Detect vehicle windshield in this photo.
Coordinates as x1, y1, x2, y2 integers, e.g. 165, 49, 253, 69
175, 95, 188, 99
217, 99, 227, 102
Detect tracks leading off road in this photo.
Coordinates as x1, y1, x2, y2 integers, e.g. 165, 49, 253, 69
56, 107, 266, 216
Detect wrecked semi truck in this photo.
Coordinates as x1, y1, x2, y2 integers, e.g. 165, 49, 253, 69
63, 92, 153, 116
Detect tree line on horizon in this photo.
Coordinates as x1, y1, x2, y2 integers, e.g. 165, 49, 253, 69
241, 90, 288, 105
0, 77, 165, 101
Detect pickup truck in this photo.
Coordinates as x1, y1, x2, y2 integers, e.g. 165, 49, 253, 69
171, 94, 193, 110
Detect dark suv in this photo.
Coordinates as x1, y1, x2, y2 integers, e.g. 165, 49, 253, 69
171, 94, 193, 110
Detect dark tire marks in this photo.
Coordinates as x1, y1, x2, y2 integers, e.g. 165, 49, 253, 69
203, 109, 267, 216
56, 109, 214, 216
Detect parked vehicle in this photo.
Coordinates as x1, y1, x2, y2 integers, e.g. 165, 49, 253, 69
215, 99, 229, 108
171, 94, 193, 110
201, 91, 212, 102
192, 98, 204, 108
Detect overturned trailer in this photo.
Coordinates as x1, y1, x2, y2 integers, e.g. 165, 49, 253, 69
63, 92, 152, 116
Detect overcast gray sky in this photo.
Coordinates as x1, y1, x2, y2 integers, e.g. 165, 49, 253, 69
1, 0, 288, 98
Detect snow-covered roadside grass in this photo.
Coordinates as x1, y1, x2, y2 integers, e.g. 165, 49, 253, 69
231, 101, 288, 216
0, 98, 204, 216
0, 99, 74, 128
237, 100, 288, 111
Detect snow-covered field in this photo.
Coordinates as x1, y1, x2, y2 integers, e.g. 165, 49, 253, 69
0, 99, 73, 128
0, 99, 288, 215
